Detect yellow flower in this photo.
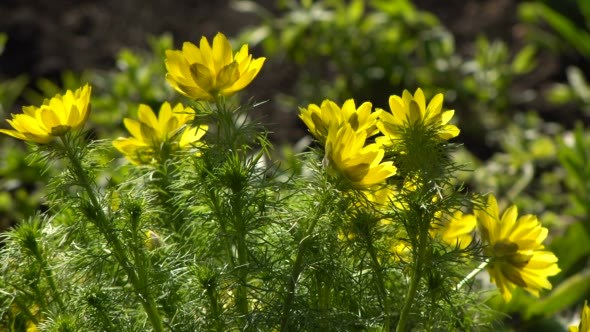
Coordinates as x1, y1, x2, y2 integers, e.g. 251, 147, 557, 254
475, 194, 561, 302
165, 32, 265, 101
299, 99, 381, 143
570, 301, 590, 332
0, 84, 91, 143
376, 88, 459, 146
145, 230, 164, 251
432, 210, 476, 250
324, 124, 396, 189
113, 102, 208, 164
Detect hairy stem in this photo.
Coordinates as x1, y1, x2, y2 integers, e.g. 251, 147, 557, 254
280, 182, 329, 332
41, 260, 65, 311
367, 237, 391, 331
60, 136, 165, 332
395, 211, 428, 332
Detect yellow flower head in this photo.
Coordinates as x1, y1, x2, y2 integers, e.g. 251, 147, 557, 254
145, 230, 164, 251
570, 301, 590, 332
475, 194, 561, 302
299, 99, 381, 143
113, 102, 208, 164
165, 32, 266, 101
324, 124, 396, 189
376, 88, 459, 145
0, 84, 91, 143
432, 210, 476, 250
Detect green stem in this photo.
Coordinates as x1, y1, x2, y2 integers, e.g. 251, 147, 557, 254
13, 298, 39, 325
59, 136, 165, 332
206, 283, 223, 332
233, 195, 250, 328
279, 220, 319, 332
395, 213, 428, 332
212, 97, 250, 328
367, 237, 391, 331
280, 189, 328, 332
41, 261, 65, 311
456, 260, 489, 291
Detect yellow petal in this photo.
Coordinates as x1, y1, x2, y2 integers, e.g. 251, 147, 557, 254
137, 104, 159, 131
182, 41, 203, 65
212, 32, 233, 72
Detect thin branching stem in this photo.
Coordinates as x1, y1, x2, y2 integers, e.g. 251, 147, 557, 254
59, 135, 165, 332
367, 235, 391, 331
395, 212, 428, 332
40, 260, 66, 311
280, 176, 330, 332
456, 260, 489, 291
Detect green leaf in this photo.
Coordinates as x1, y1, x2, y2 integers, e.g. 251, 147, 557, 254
547, 83, 574, 105
526, 2, 590, 58
347, 0, 364, 22
525, 267, 590, 318
512, 45, 537, 74
567, 67, 590, 103
0, 33, 7, 55
551, 222, 590, 273
579, 0, 590, 28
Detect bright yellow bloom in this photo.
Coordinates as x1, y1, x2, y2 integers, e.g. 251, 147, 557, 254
165, 32, 265, 101
0, 84, 91, 143
324, 124, 397, 189
475, 194, 561, 302
570, 301, 590, 332
113, 102, 208, 164
376, 88, 459, 146
299, 99, 381, 143
433, 210, 476, 250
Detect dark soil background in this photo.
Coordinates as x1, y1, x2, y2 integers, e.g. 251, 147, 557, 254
0, 0, 575, 143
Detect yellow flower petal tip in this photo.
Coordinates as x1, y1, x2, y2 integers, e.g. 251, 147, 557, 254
299, 99, 380, 144
165, 32, 265, 101
324, 124, 397, 189
145, 230, 164, 251
433, 210, 476, 250
475, 194, 561, 302
377, 88, 459, 145
569, 301, 590, 332
0, 84, 92, 144
113, 102, 208, 164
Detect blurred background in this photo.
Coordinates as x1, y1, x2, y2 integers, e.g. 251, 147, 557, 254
1, 0, 590, 330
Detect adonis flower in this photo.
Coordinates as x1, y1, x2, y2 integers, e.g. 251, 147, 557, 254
299, 99, 381, 143
433, 210, 476, 250
165, 32, 265, 101
569, 301, 590, 332
475, 194, 560, 302
113, 102, 208, 164
324, 124, 396, 189
377, 88, 459, 145
0, 84, 91, 143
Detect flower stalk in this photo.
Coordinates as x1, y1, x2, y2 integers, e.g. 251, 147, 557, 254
59, 135, 165, 332
366, 234, 391, 331
456, 260, 489, 291
395, 204, 431, 332
280, 175, 330, 331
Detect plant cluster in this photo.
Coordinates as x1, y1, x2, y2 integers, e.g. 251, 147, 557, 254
0, 31, 567, 332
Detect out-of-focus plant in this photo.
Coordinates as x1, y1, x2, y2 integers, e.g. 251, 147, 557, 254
235, 0, 444, 107
519, 1, 590, 117
0, 34, 28, 117
235, 0, 539, 166
519, 1, 590, 59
